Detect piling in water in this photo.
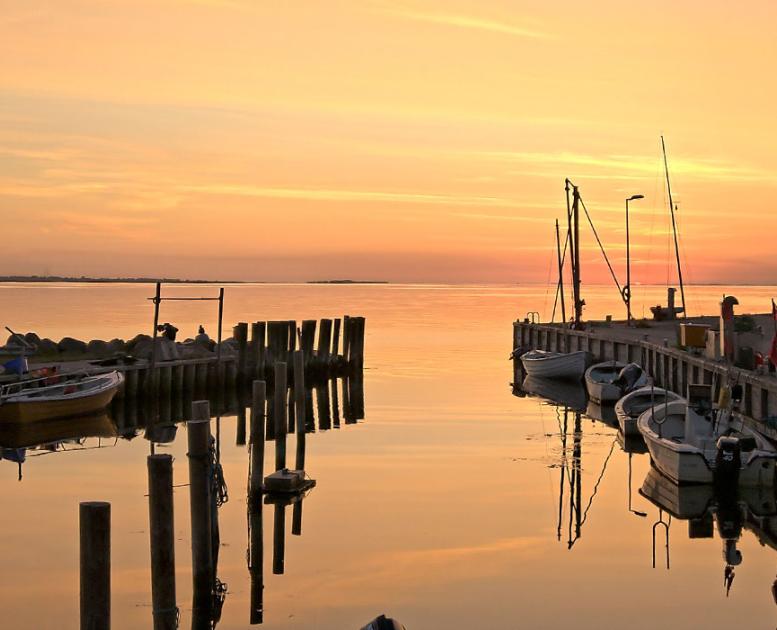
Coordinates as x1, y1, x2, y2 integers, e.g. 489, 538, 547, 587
293, 351, 306, 471
274, 363, 287, 471
80, 501, 110, 630
187, 401, 213, 619
250, 381, 266, 497
147, 454, 177, 630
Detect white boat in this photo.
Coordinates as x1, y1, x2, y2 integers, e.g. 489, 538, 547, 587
520, 350, 588, 381
0, 371, 123, 424
584, 361, 649, 404
615, 386, 682, 437
637, 391, 777, 487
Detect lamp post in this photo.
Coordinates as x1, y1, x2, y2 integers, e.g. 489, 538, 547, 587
625, 194, 644, 324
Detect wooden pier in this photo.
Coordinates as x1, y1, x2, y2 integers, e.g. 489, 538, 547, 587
514, 320, 777, 439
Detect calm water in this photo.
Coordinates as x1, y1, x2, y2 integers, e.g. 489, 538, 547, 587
2, 283, 777, 629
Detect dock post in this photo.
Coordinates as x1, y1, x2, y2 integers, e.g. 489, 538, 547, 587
300, 320, 316, 366
147, 455, 177, 630
272, 503, 286, 575
287, 320, 297, 355
342, 315, 352, 362
159, 365, 172, 394
331, 318, 341, 364
251, 322, 266, 378
188, 401, 213, 620
80, 501, 110, 630
317, 319, 332, 367
293, 351, 306, 471
316, 384, 331, 431
353, 317, 366, 367
236, 393, 247, 446
250, 381, 266, 497
331, 377, 340, 428
184, 363, 196, 392
248, 494, 263, 624
274, 363, 287, 471
234, 322, 249, 382
266, 322, 289, 368
292, 501, 303, 536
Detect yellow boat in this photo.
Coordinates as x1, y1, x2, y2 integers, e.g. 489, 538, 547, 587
0, 371, 123, 424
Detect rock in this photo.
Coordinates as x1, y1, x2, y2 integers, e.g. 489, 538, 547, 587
58, 337, 88, 354
194, 332, 215, 351
87, 339, 110, 357
126, 334, 152, 353
131, 337, 180, 361
24, 332, 41, 346
107, 338, 126, 354
216, 338, 239, 357
35, 338, 59, 356
177, 341, 214, 359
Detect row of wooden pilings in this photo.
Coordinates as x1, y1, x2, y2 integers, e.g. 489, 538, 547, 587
116, 316, 366, 399
79, 355, 317, 629
514, 320, 777, 439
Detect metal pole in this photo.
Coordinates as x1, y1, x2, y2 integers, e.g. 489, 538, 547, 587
572, 186, 582, 325
555, 219, 567, 327
150, 282, 161, 393
216, 287, 224, 364
626, 198, 632, 324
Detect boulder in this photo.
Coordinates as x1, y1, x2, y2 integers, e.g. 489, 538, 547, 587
126, 334, 152, 353
35, 338, 60, 356
87, 339, 111, 357
107, 338, 127, 354
131, 337, 180, 361
215, 338, 239, 357
58, 337, 88, 354
177, 341, 214, 359
23, 332, 41, 347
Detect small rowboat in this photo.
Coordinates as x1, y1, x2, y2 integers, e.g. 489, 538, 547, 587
584, 361, 649, 404
0, 371, 123, 424
615, 386, 682, 437
520, 350, 589, 381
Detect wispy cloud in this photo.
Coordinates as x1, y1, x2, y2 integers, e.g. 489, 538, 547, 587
377, 3, 547, 39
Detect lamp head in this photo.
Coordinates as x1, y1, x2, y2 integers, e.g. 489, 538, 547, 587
627, 194, 645, 201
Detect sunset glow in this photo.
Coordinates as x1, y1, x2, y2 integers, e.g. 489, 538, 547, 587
3, 0, 777, 282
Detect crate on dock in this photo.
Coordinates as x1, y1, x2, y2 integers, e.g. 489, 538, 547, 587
679, 323, 709, 349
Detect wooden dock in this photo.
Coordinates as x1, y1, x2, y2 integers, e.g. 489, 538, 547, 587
514, 320, 777, 439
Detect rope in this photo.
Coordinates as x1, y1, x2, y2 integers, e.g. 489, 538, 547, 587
579, 197, 625, 304
580, 437, 617, 526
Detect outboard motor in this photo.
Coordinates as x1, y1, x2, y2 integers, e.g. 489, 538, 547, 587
715, 436, 742, 489
361, 615, 407, 630
616, 363, 643, 394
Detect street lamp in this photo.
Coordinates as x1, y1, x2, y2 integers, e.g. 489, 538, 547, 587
625, 194, 644, 324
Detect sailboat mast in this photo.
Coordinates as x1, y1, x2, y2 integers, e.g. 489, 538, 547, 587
661, 136, 687, 318
555, 219, 567, 326
572, 186, 583, 325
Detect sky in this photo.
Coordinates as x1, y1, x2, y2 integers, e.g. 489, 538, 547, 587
2, 0, 777, 283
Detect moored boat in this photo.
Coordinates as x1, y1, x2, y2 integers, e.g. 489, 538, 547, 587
615, 386, 682, 438
520, 350, 589, 381
584, 361, 649, 404
0, 371, 123, 424
637, 386, 777, 487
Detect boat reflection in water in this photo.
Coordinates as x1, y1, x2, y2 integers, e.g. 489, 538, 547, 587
517, 375, 587, 412
640, 466, 777, 595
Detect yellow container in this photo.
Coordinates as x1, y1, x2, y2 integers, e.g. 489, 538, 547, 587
680, 323, 710, 348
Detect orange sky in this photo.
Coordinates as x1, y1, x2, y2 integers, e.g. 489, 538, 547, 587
2, 0, 777, 283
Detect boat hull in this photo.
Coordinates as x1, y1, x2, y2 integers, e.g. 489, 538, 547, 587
0, 386, 119, 424
521, 351, 588, 381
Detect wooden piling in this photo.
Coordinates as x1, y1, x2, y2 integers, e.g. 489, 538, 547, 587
300, 320, 316, 365
331, 377, 340, 428
332, 318, 341, 360
80, 501, 110, 630
125, 368, 139, 398
293, 351, 306, 471
236, 396, 247, 446
274, 363, 287, 471
187, 401, 213, 618
292, 501, 303, 536
147, 455, 177, 630
250, 381, 266, 497
234, 322, 249, 381
184, 363, 196, 392
251, 321, 266, 378
288, 320, 297, 354
317, 318, 332, 365
342, 315, 352, 361
195, 362, 208, 395
248, 495, 263, 624
316, 383, 331, 431
266, 321, 289, 368
159, 365, 172, 394
272, 503, 285, 575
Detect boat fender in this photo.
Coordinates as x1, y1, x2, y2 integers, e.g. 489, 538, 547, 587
714, 436, 741, 488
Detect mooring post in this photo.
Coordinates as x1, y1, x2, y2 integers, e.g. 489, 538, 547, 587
331, 318, 341, 363
274, 363, 287, 471
300, 320, 316, 366
250, 381, 266, 496
353, 317, 366, 367
272, 503, 286, 575
251, 321, 266, 378
292, 501, 303, 536
80, 501, 110, 630
236, 393, 247, 446
287, 320, 297, 355
234, 322, 249, 382
266, 321, 289, 368
317, 319, 332, 366
248, 494, 264, 624
331, 377, 340, 428
147, 455, 177, 630
293, 350, 306, 471
188, 401, 213, 619
316, 383, 331, 431
342, 315, 352, 362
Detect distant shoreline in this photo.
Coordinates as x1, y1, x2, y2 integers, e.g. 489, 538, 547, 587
0, 276, 245, 284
